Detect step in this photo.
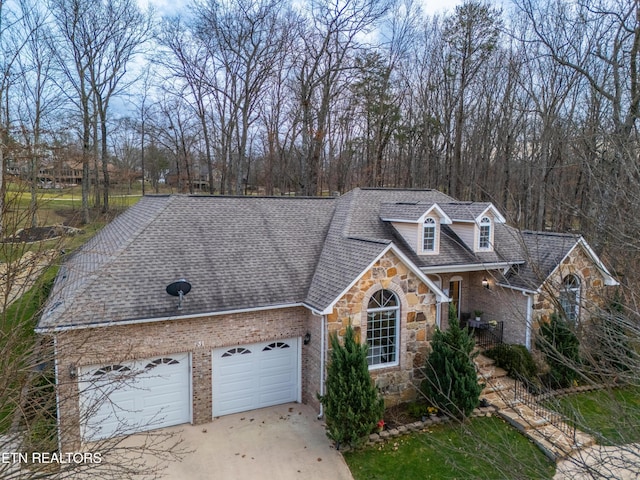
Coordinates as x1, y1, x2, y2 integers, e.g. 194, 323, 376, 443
474, 354, 495, 368
499, 405, 551, 430
524, 427, 569, 461
480, 392, 515, 410
477, 365, 507, 377
481, 381, 510, 394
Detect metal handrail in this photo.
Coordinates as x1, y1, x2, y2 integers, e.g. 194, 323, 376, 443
512, 377, 576, 440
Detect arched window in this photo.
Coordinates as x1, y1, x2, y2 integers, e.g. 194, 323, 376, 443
367, 290, 399, 367
478, 217, 491, 249
559, 275, 581, 322
423, 218, 436, 252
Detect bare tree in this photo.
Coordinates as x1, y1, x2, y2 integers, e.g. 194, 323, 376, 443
48, 0, 150, 221
442, 1, 502, 198
294, 0, 390, 195
14, 0, 62, 228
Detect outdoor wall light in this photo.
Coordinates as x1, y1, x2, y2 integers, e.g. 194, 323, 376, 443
482, 277, 490, 290
303, 332, 311, 345
69, 363, 77, 379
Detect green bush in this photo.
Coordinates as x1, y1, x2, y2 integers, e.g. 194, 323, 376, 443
536, 312, 581, 388
319, 324, 384, 450
421, 305, 482, 420
485, 343, 538, 383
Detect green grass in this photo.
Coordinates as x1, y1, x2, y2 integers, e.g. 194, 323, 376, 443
344, 417, 555, 480
551, 386, 640, 446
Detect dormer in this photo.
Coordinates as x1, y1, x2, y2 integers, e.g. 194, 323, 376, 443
440, 203, 506, 253
380, 202, 452, 255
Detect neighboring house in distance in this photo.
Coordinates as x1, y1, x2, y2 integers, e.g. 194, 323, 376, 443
37, 188, 617, 447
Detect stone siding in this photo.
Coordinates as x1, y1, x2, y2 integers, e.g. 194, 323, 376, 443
326, 250, 437, 406
54, 306, 315, 449
532, 245, 612, 334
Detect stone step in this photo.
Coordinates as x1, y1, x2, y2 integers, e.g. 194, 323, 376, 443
478, 366, 509, 382
481, 381, 510, 395
474, 354, 495, 368
524, 424, 595, 460
480, 392, 516, 410
499, 405, 551, 431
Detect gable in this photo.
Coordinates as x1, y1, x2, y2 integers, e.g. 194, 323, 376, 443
498, 232, 617, 293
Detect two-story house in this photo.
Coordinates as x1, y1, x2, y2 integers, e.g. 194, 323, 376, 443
37, 188, 617, 447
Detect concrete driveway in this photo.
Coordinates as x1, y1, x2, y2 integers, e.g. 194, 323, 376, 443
117, 403, 353, 480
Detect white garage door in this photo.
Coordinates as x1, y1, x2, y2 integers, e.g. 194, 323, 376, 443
212, 338, 300, 417
79, 353, 191, 442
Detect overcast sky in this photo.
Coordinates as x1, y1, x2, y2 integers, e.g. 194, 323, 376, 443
139, 0, 465, 19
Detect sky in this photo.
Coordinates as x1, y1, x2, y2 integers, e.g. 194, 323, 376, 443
139, 0, 465, 19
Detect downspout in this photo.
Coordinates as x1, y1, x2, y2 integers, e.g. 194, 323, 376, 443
524, 292, 533, 350
317, 314, 326, 419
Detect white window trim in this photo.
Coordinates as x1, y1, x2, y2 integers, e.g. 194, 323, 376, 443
420, 217, 439, 255
476, 216, 493, 252
366, 292, 400, 370
559, 274, 581, 323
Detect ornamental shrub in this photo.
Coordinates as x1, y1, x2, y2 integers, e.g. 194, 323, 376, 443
536, 312, 580, 388
421, 304, 482, 420
485, 343, 538, 384
319, 324, 384, 450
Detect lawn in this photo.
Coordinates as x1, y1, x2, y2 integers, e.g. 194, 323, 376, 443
551, 386, 640, 446
344, 416, 556, 480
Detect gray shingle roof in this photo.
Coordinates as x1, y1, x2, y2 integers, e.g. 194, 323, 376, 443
500, 231, 580, 291
39, 195, 335, 329
39, 188, 594, 330
439, 202, 494, 222
379, 202, 438, 222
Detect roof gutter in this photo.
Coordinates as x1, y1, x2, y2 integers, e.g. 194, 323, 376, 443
495, 282, 538, 294
35, 302, 307, 333
421, 262, 516, 274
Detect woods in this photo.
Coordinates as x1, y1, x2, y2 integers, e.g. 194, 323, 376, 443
0, 0, 638, 281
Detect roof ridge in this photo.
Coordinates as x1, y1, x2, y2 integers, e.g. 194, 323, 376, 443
521, 230, 579, 237
41, 196, 174, 326
341, 188, 358, 238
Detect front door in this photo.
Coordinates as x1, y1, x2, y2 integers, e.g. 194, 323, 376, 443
449, 279, 461, 320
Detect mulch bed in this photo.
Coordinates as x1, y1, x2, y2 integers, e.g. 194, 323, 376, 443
383, 402, 424, 429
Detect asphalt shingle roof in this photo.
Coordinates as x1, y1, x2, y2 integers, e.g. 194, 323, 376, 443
39, 195, 335, 329
38, 188, 585, 330
501, 231, 580, 291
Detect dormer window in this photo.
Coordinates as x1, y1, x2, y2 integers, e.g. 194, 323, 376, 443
423, 218, 436, 252
478, 217, 491, 250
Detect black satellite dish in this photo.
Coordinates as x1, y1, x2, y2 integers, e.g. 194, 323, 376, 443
166, 279, 191, 310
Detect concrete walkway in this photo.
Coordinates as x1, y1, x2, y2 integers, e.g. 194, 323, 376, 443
554, 443, 640, 480
114, 403, 353, 480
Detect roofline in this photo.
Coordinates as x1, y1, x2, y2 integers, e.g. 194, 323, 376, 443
420, 262, 518, 274
319, 243, 449, 315
539, 237, 618, 288
418, 204, 453, 224
476, 204, 506, 224
35, 302, 307, 333
495, 282, 538, 294
381, 204, 453, 225
576, 237, 619, 286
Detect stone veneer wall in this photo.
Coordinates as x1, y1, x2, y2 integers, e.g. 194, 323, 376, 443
532, 245, 612, 333
54, 306, 315, 449
326, 250, 437, 406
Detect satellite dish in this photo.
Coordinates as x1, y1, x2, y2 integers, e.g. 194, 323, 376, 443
166, 279, 191, 310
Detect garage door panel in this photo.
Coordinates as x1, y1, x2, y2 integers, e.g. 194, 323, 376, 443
79, 353, 190, 442
212, 338, 299, 417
